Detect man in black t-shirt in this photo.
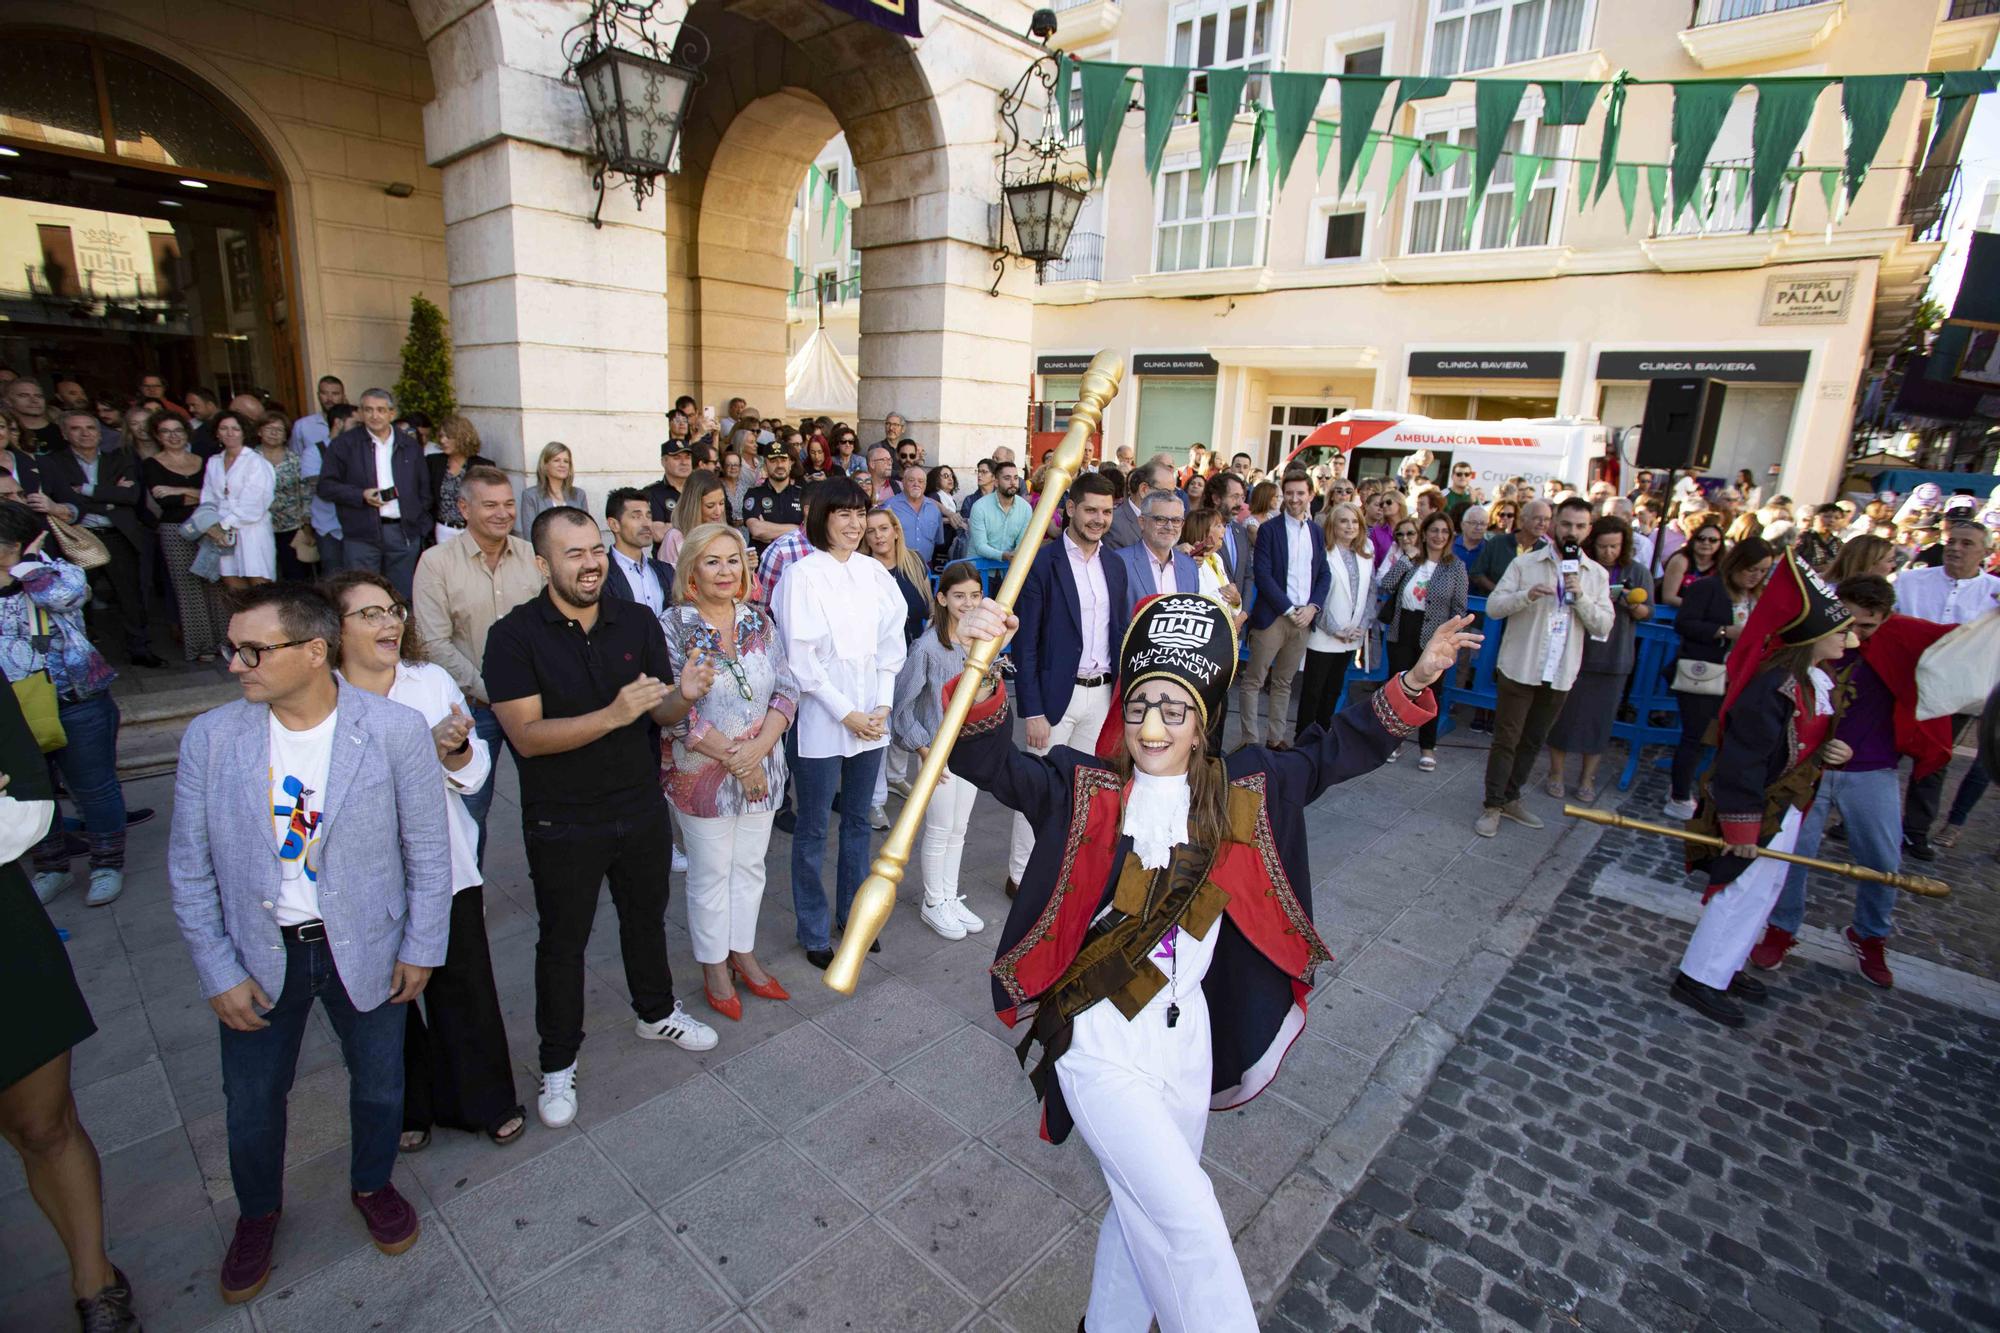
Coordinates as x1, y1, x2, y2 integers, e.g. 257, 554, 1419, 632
483, 507, 719, 1129
743, 444, 803, 552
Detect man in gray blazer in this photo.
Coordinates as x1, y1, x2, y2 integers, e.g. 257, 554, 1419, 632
1106, 456, 1175, 551
170, 583, 452, 1305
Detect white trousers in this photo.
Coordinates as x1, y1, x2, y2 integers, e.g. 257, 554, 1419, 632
920, 768, 979, 908
1055, 994, 1255, 1333
1679, 805, 1804, 989
678, 809, 775, 964
1009, 683, 1113, 882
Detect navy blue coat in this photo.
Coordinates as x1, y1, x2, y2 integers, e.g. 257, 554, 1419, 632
1015, 537, 1131, 725
316, 425, 432, 544
603, 551, 674, 608
1250, 514, 1333, 631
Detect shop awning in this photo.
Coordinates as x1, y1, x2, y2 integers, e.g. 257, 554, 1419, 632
785, 328, 858, 419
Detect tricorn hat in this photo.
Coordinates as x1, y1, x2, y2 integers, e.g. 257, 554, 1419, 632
1719, 549, 1853, 724
1094, 594, 1238, 758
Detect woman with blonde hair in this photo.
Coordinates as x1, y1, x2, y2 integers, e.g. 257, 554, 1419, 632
1826, 532, 1899, 582
1299, 500, 1377, 733
1369, 488, 1408, 566
659, 523, 799, 1018
864, 505, 931, 827
662, 470, 729, 567
517, 441, 589, 541
426, 415, 493, 544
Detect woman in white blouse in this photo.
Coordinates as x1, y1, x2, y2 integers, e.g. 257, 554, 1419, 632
1298, 501, 1377, 735
199, 410, 276, 588
329, 570, 525, 1150
774, 475, 908, 969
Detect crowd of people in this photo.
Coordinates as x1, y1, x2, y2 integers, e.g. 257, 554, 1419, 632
1, 364, 1996, 1330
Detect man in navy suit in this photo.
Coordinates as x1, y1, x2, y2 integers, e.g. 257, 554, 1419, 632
602, 488, 674, 618
1006, 471, 1129, 895
316, 388, 432, 599
1208, 471, 1255, 601
1240, 469, 1331, 748
1112, 488, 1201, 618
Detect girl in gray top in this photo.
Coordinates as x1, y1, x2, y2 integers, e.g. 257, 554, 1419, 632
891, 561, 989, 942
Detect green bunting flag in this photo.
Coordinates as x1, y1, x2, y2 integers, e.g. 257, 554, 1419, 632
821, 169, 836, 233
1538, 80, 1601, 126
1592, 77, 1629, 204
1338, 75, 1394, 193
1615, 162, 1639, 229
1924, 69, 2000, 169
1508, 154, 1546, 242
1576, 159, 1597, 211
1315, 118, 1337, 176
1056, 54, 1074, 138
1646, 163, 1668, 223
831, 198, 845, 253
1669, 81, 1742, 221
1391, 76, 1453, 120
1199, 66, 1248, 188
1354, 131, 1380, 188
1267, 71, 1329, 191
1080, 62, 1135, 183
1382, 137, 1422, 213
1819, 167, 1841, 217
1140, 65, 1189, 182
1840, 74, 1907, 204
1749, 78, 1829, 231
1467, 80, 1529, 239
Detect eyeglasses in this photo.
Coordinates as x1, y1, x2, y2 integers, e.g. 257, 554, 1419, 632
1123, 696, 1191, 726
220, 639, 313, 667
1146, 515, 1185, 527
343, 604, 409, 626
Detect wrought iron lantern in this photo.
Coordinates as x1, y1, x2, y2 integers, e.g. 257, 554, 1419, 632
564, 0, 707, 227
1004, 178, 1086, 268
992, 22, 1090, 291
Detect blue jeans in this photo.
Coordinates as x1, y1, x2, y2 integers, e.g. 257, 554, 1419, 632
314, 530, 346, 576
218, 932, 405, 1217
33, 691, 125, 872
1946, 760, 1989, 828
460, 704, 509, 868
791, 747, 884, 951
1772, 767, 1900, 940
344, 524, 420, 601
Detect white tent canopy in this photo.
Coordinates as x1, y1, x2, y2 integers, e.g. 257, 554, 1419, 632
785, 328, 858, 419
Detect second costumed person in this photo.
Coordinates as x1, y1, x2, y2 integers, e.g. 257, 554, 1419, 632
945, 590, 1478, 1332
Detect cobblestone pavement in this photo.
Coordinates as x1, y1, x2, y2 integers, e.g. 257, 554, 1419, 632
1269, 747, 2000, 1333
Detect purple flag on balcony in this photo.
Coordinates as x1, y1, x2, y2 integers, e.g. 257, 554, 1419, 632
819, 0, 920, 38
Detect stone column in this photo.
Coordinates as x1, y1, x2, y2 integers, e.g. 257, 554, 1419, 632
413, 0, 672, 498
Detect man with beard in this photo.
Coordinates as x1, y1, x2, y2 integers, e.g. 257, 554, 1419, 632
969, 459, 1030, 560
1003, 470, 1129, 896
482, 507, 720, 1129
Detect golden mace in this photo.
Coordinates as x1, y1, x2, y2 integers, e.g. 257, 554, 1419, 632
824, 351, 1126, 994
1564, 806, 1952, 898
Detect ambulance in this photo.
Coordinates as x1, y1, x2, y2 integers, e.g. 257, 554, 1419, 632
1285, 411, 1612, 494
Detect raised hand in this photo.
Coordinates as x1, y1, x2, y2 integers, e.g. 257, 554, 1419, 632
1408, 615, 1483, 689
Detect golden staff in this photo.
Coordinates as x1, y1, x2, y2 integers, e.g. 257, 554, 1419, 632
823, 351, 1125, 995
1564, 805, 1952, 898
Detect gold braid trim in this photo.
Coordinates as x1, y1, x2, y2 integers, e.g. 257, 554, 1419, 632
1229, 772, 1333, 976
1371, 684, 1420, 739
991, 766, 1124, 1008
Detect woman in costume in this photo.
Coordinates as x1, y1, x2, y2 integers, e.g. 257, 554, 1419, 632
1670, 551, 1856, 1029
949, 590, 1478, 1333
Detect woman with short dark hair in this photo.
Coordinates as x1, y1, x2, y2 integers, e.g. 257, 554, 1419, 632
1666, 536, 1775, 820
1545, 516, 1654, 804
1377, 509, 1469, 771
199, 410, 276, 589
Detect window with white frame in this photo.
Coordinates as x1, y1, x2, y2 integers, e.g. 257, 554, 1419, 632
1313, 202, 1368, 262
1405, 111, 1565, 254
1156, 156, 1265, 272
1426, 0, 1588, 77
1171, 0, 1283, 118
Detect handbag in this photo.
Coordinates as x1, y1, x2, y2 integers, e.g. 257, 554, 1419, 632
1671, 656, 1727, 696
13, 607, 67, 752
45, 514, 109, 571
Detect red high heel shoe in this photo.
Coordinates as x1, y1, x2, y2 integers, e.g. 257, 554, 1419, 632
704, 986, 742, 1021
730, 959, 790, 1001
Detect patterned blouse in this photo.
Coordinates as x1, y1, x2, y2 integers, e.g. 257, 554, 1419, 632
265, 450, 310, 532
660, 601, 801, 818
0, 557, 117, 700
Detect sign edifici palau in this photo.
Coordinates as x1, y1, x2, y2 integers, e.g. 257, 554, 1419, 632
1760, 275, 1854, 326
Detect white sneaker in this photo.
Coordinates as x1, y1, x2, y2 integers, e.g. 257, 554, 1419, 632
1662, 797, 1698, 821
85, 868, 124, 907
869, 804, 891, 830
636, 1001, 718, 1052
538, 1063, 578, 1128
671, 846, 689, 873
32, 870, 71, 905
921, 898, 967, 940
950, 896, 986, 933
887, 778, 914, 800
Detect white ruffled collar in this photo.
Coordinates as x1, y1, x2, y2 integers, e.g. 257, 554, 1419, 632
1122, 768, 1191, 871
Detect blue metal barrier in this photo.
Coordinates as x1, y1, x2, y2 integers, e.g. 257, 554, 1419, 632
1615, 610, 1685, 790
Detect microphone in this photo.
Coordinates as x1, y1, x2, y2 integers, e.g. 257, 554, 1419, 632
1559, 541, 1581, 578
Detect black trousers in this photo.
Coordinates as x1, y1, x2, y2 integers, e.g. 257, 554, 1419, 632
1298, 648, 1358, 735
1903, 715, 1973, 838
1672, 689, 1726, 802
1388, 609, 1440, 750
403, 885, 521, 1135
524, 806, 677, 1073
1485, 674, 1568, 808
89, 527, 151, 656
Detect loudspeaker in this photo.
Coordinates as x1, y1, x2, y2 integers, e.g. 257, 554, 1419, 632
1634, 378, 1727, 471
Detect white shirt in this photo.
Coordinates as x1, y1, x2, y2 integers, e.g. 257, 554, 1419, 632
1065, 532, 1111, 675
371, 428, 400, 520
1309, 546, 1374, 652
1894, 565, 2000, 626
1399, 559, 1438, 613
1122, 769, 1189, 871
612, 547, 666, 619
1143, 546, 1179, 597
361, 662, 489, 894
1284, 514, 1314, 608
269, 709, 337, 926
776, 549, 909, 759
203, 449, 275, 530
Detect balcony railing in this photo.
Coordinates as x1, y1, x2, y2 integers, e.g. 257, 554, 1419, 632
1052, 0, 1116, 9
1949, 0, 2000, 17
1901, 163, 1960, 242
1042, 229, 1104, 283
1649, 157, 1797, 237
1689, 0, 1830, 24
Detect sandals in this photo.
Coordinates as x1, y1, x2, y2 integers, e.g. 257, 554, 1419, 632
397, 1129, 430, 1154
1544, 779, 1566, 800
1416, 755, 1437, 772
1935, 824, 1961, 850
1384, 748, 1401, 763
488, 1112, 527, 1146
1574, 783, 1598, 806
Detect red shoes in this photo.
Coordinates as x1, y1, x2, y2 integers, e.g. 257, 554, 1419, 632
730, 959, 790, 1001
1845, 927, 1894, 988
1749, 926, 1796, 971
705, 987, 743, 1021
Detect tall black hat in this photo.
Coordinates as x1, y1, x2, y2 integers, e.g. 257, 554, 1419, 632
1120, 591, 1238, 721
